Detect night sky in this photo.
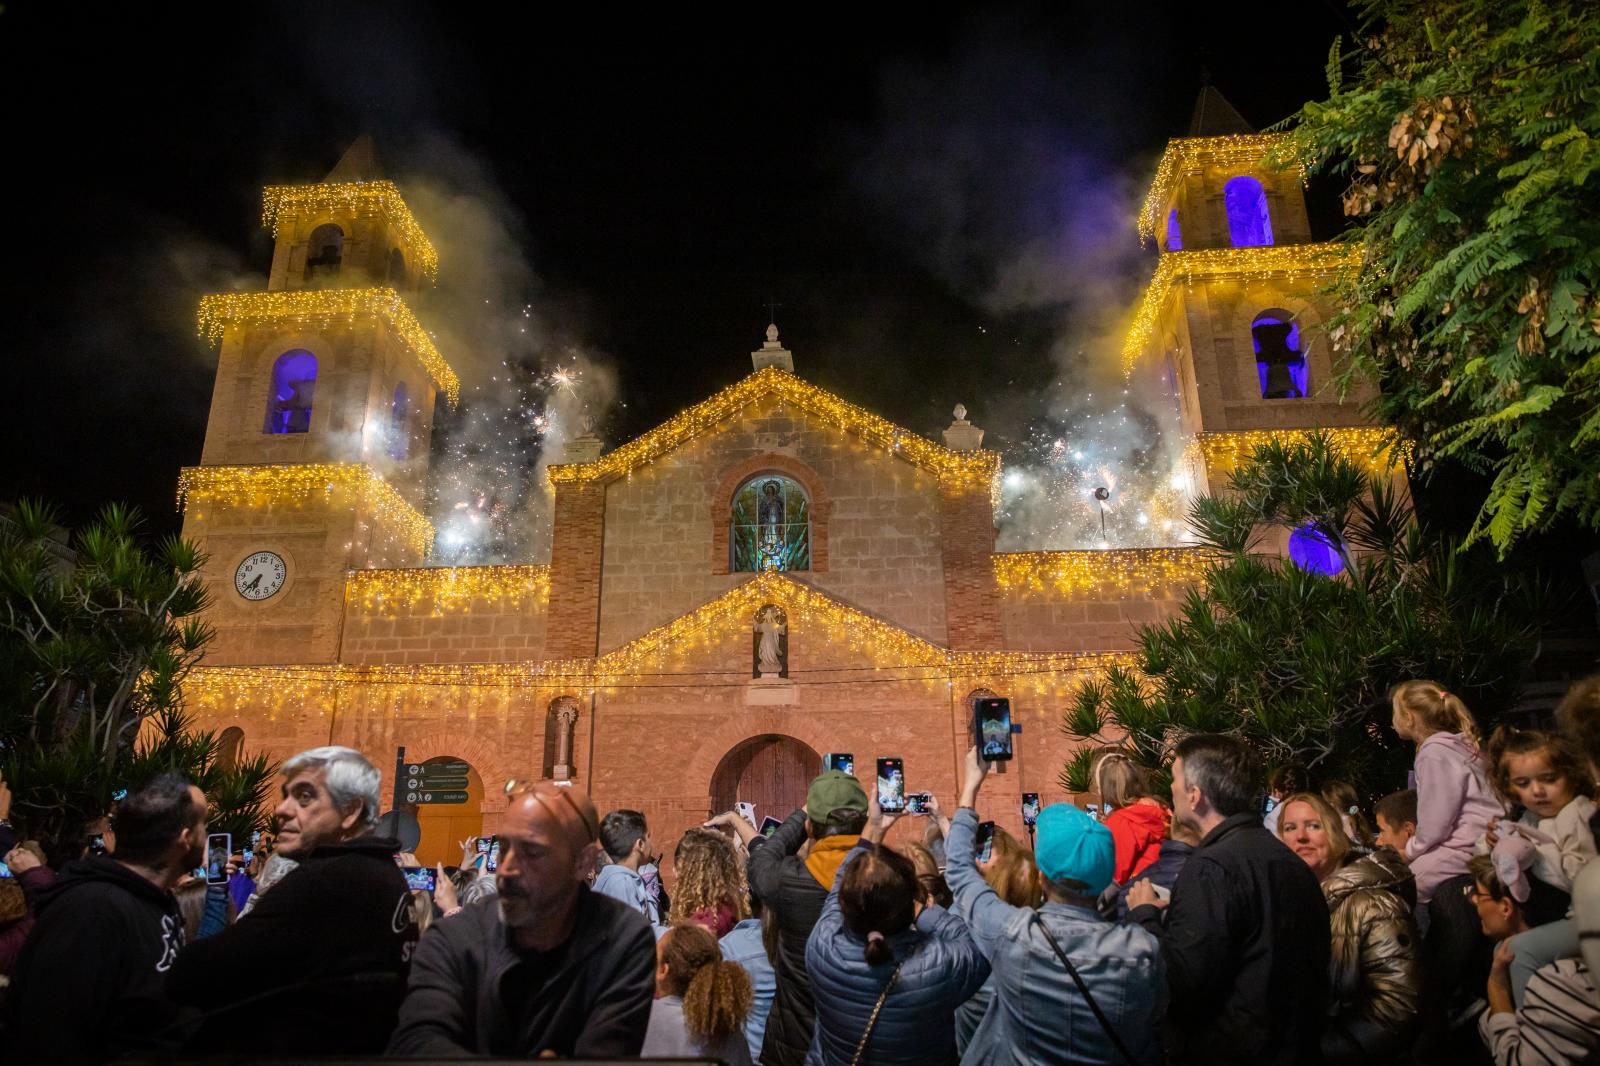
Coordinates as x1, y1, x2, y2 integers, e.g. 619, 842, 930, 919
3, 1, 1384, 542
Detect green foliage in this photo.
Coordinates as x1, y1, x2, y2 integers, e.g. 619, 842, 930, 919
0, 502, 274, 857
1061, 435, 1537, 794
1279, 0, 1600, 554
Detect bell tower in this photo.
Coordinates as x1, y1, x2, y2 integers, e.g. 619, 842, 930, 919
180, 137, 456, 665
1127, 86, 1392, 499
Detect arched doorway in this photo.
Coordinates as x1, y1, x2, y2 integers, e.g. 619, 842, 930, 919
413, 756, 484, 868
710, 734, 820, 825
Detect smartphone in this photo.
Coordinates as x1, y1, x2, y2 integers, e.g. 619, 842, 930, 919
111, 788, 128, 802
1084, 803, 1102, 822
88, 834, 107, 856
0, 861, 11, 878
974, 697, 1014, 761
906, 792, 932, 815
825, 752, 855, 776
735, 801, 758, 827
977, 820, 997, 862
401, 866, 437, 893
205, 833, 232, 885
875, 757, 905, 813
240, 847, 254, 865
759, 816, 783, 838
251, 830, 263, 848
487, 839, 501, 872
475, 836, 492, 854
1021, 792, 1040, 827
1263, 795, 1278, 816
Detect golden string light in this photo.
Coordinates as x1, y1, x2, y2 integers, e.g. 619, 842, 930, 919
1189, 428, 1405, 474
1138, 134, 1299, 242
346, 564, 550, 616
178, 463, 434, 558
197, 287, 460, 405
548, 366, 999, 493
261, 181, 439, 281
1120, 242, 1359, 374
993, 548, 1212, 597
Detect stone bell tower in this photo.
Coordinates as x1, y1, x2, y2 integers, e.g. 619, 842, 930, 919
1126, 85, 1390, 500
179, 137, 457, 665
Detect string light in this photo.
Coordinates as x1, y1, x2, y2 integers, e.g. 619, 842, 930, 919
178, 463, 434, 558
994, 548, 1212, 597
1188, 428, 1404, 474
197, 287, 460, 405
548, 366, 999, 494
346, 564, 550, 615
1138, 134, 1301, 242
1121, 243, 1359, 374
261, 181, 439, 281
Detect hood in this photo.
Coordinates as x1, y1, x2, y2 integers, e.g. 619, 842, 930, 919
1118, 801, 1171, 838
306, 834, 401, 862
1420, 730, 1482, 763
805, 834, 860, 889
34, 855, 175, 916
1323, 845, 1416, 910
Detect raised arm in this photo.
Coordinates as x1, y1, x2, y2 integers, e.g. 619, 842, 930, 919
749, 808, 808, 904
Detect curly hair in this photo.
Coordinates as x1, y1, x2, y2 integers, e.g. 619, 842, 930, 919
669, 827, 750, 926
1485, 724, 1597, 807
1557, 674, 1600, 775
984, 827, 1043, 908
659, 922, 753, 1047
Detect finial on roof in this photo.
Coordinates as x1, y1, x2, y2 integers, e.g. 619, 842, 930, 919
324, 134, 385, 183
766, 323, 779, 343
943, 404, 983, 451
953, 403, 968, 422
752, 321, 794, 373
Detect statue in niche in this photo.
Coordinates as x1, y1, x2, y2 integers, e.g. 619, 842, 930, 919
752, 604, 789, 679
1253, 320, 1305, 399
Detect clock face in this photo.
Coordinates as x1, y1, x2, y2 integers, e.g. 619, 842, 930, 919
234, 551, 287, 601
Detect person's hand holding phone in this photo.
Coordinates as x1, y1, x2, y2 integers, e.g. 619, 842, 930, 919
703, 810, 760, 848
4, 846, 39, 875
433, 863, 460, 912
1125, 878, 1167, 912
959, 746, 992, 809
865, 792, 899, 844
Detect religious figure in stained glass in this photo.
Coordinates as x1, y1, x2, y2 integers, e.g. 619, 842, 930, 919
731, 475, 811, 572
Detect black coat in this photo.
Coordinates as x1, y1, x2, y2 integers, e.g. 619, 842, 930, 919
6, 856, 188, 1062
166, 834, 418, 1055
748, 809, 833, 1066
386, 886, 656, 1057
1129, 812, 1332, 1066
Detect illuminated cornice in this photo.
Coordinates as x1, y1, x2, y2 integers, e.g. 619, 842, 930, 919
1121, 243, 1359, 374
1189, 428, 1405, 475
197, 287, 459, 405
262, 181, 439, 281
1139, 133, 1299, 242
178, 463, 434, 558
994, 548, 1212, 598
346, 565, 549, 616
547, 366, 1000, 491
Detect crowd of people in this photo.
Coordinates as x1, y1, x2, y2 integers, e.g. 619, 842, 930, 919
1, 673, 1598, 1063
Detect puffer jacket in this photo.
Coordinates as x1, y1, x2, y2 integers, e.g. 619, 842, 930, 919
1320, 845, 1423, 1066
804, 841, 989, 1065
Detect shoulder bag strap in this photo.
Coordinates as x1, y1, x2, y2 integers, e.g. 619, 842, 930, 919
849, 962, 903, 1066
1034, 917, 1140, 1066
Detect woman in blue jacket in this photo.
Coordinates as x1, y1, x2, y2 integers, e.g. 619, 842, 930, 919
804, 796, 989, 1065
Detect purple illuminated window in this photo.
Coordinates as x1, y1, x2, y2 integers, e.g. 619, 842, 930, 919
264, 349, 317, 434
388, 382, 410, 460
1224, 176, 1273, 247
1289, 524, 1344, 575
1253, 313, 1307, 399
1166, 208, 1182, 250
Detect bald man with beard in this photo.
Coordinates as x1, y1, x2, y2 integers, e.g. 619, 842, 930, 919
387, 780, 656, 1057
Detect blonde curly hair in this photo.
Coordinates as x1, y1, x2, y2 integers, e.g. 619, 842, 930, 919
670, 827, 751, 925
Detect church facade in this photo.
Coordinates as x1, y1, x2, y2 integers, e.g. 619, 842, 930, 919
180, 96, 1400, 863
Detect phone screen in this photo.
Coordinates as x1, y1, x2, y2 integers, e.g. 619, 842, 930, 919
825, 753, 855, 776
906, 792, 932, 815
759, 816, 783, 838
1263, 795, 1278, 816
1021, 792, 1040, 826
875, 757, 905, 812
0, 861, 11, 878
88, 834, 107, 856
977, 821, 997, 862
241, 848, 254, 864
487, 839, 501, 872
1084, 803, 1102, 822
475, 836, 492, 854
402, 866, 437, 893
205, 833, 232, 885
975, 697, 1014, 761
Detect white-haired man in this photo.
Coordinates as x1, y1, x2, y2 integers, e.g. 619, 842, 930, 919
167, 745, 418, 1055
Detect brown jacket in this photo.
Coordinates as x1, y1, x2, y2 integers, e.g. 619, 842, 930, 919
1321, 846, 1423, 1065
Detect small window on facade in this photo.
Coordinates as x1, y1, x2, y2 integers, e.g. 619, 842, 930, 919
264, 349, 318, 434
388, 382, 410, 460
304, 223, 345, 281
1252, 310, 1307, 399
1224, 176, 1273, 247
387, 247, 406, 286
1289, 524, 1344, 575
1166, 208, 1182, 251
731, 475, 811, 572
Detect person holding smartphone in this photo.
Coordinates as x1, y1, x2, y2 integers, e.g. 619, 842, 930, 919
945, 747, 1167, 1065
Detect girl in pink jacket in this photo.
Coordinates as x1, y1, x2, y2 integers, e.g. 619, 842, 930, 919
1392, 680, 1501, 903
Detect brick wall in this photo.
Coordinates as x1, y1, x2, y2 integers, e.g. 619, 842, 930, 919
546, 481, 608, 658
939, 480, 1003, 650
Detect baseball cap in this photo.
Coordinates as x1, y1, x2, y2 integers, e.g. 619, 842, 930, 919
806, 770, 868, 823
1035, 803, 1115, 895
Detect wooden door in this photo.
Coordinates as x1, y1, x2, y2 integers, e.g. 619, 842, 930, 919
414, 758, 484, 868
710, 734, 820, 825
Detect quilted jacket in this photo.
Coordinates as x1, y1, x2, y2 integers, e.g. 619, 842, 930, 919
1320, 845, 1424, 1066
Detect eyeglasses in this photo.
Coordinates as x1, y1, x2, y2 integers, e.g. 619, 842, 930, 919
503, 778, 599, 846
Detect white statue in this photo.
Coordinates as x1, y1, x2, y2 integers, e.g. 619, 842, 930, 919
755, 604, 787, 677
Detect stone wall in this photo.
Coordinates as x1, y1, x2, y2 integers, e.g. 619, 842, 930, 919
339, 566, 551, 665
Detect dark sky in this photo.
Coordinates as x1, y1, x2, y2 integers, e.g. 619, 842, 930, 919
4, 0, 1359, 538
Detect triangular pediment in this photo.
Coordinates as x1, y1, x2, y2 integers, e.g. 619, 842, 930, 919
547, 367, 997, 487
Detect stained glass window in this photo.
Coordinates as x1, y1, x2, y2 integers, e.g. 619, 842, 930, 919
731, 475, 811, 572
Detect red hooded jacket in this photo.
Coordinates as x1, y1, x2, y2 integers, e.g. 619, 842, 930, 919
1104, 800, 1171, 884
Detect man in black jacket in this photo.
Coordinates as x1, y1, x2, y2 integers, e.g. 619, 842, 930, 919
388, 778, 656, 1056
743, 769, 866, 1066
8, 772, 206, 1062
166, 745, 417, 1055
1126, 733, 1332, 1065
